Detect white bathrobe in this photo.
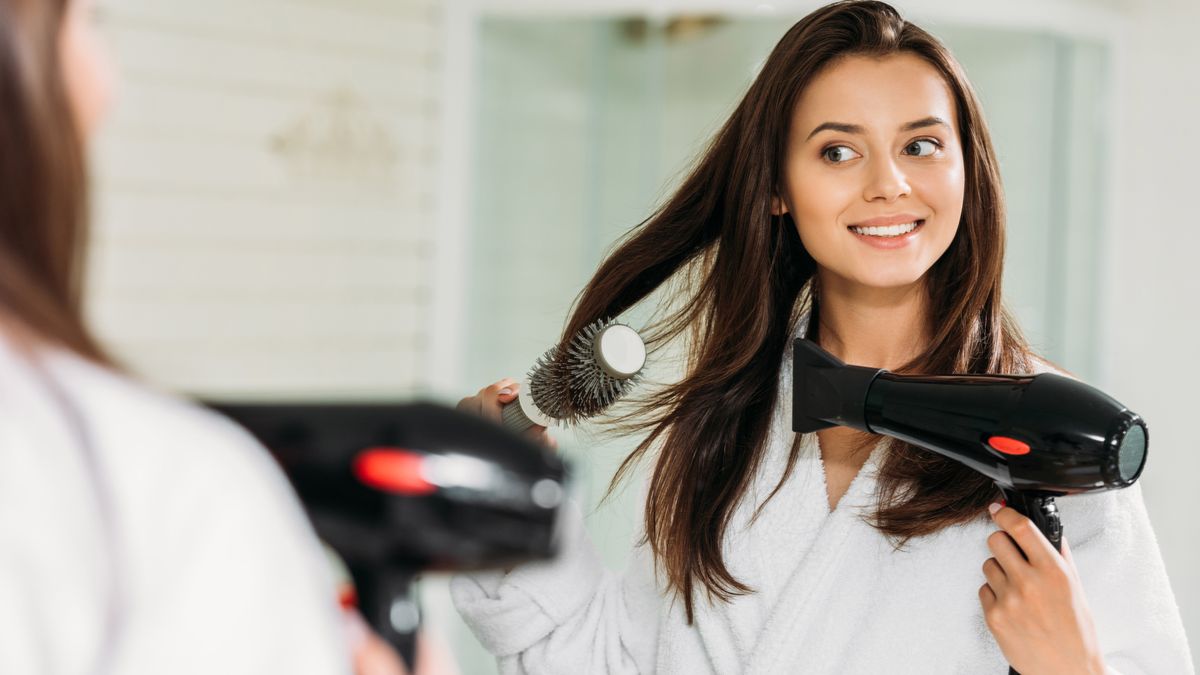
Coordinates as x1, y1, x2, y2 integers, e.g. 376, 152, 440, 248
452, 318, 1195, 674
0, 336, 352, 674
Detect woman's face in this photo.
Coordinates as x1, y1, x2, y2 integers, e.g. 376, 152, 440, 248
60, 0, 113, 142
774, 53, 965, 292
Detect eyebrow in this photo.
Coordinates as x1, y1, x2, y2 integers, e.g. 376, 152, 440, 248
805, 116, 951, 141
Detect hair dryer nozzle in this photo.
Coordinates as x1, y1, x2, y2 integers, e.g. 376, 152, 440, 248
792, 338, 883, 433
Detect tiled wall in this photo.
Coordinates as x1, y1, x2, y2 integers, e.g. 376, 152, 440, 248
87, 0, 440, 398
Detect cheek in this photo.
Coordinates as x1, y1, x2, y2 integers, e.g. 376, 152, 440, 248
785, 166, 858, 244
918, 161, 966, 224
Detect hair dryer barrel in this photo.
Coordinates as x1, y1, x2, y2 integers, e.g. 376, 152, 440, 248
793, 338, 1149, 495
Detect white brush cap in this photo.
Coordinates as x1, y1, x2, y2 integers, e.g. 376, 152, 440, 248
593, 324, 646, 379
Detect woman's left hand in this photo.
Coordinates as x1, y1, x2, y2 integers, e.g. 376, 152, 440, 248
979, 502, 1107, 675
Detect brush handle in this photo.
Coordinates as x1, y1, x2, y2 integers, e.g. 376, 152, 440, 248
501, 380, 554, 433
501, 398, 536, 433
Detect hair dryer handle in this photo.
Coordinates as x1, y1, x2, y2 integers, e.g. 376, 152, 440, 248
996, 486, 1063, 675
997, 486, 1063, 554
355, 567, 419, 670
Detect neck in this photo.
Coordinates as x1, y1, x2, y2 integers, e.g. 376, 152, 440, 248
813, 271, 931, 372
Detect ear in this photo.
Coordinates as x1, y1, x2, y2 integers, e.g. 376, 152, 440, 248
771, 194, 789, 216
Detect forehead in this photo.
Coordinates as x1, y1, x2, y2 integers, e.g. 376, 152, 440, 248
793, 53, 958, 136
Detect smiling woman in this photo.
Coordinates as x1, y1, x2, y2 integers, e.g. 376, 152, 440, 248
450, 1, 1193, 673
775, 53, 966, 288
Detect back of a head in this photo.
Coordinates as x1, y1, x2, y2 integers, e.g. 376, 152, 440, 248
0, 0, 108, 364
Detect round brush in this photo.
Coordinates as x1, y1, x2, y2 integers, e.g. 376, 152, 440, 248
501, 318, 647, 432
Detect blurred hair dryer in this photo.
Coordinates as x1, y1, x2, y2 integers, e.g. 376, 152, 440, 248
792, 337, 1148, 554
205, 401, 567, 670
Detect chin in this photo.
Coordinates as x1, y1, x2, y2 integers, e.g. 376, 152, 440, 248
851, 269, 929, 291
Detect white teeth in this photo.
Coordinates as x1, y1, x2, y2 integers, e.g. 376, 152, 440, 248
850, 221, 920, 237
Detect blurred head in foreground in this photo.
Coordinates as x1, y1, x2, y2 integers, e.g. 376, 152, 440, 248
0, 0, 112, 361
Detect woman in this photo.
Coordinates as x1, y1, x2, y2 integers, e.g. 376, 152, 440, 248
452, 2, 1194, 673
0, 1, 368, 672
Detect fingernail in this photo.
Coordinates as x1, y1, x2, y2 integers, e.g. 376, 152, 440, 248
499, 388, 513, 396
988, 502, 1002, 516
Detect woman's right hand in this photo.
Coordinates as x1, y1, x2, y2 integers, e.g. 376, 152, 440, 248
456, 378, 557, 450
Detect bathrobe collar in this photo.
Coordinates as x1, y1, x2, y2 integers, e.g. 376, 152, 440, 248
686, 311, 889, 674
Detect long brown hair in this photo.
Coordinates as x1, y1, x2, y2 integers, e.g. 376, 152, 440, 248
0, 0, 110, 363
560, 0, 1036, 621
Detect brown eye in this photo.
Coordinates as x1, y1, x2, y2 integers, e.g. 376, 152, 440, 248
905, 139, 940, 157
823, 145, 861, 164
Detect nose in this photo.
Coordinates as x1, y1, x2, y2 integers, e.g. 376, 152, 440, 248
863, 154, 911, 202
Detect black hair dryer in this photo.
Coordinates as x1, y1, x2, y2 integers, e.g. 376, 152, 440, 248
206, 401, 567, 672
792, 338, 1148, 674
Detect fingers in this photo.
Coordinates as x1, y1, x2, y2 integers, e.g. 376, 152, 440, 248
986, 528, 1030, 580
981, 556, 1008, 595
989, 504, 1057, 569
492, 377, 519, 399
468, 379, 516, 420
478, 378, 517, 399
978, 581, 997, 611
459, 379, 558, 452
455, 393, 479, 416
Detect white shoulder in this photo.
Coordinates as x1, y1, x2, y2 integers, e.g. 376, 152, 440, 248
40, 347, 285, 494
47, 354, 352, 672
0, 336, 350, 674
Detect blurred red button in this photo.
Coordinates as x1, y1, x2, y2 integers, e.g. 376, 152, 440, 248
353, 448, 437, 495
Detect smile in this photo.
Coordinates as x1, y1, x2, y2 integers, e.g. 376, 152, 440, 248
848, 220, 924, 237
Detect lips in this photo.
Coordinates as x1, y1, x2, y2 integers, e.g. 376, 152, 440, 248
851, 213, 926, 228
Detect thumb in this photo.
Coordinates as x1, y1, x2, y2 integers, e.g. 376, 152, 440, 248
498, 384, 520, 404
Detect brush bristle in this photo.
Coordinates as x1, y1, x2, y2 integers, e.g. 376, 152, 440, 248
528, 317, 642, 426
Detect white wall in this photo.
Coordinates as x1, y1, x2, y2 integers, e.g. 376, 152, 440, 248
88, 0, 439, 399
1104, 0, 1200, 663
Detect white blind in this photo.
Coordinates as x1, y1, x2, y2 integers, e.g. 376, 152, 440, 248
87, 0, 440, 398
